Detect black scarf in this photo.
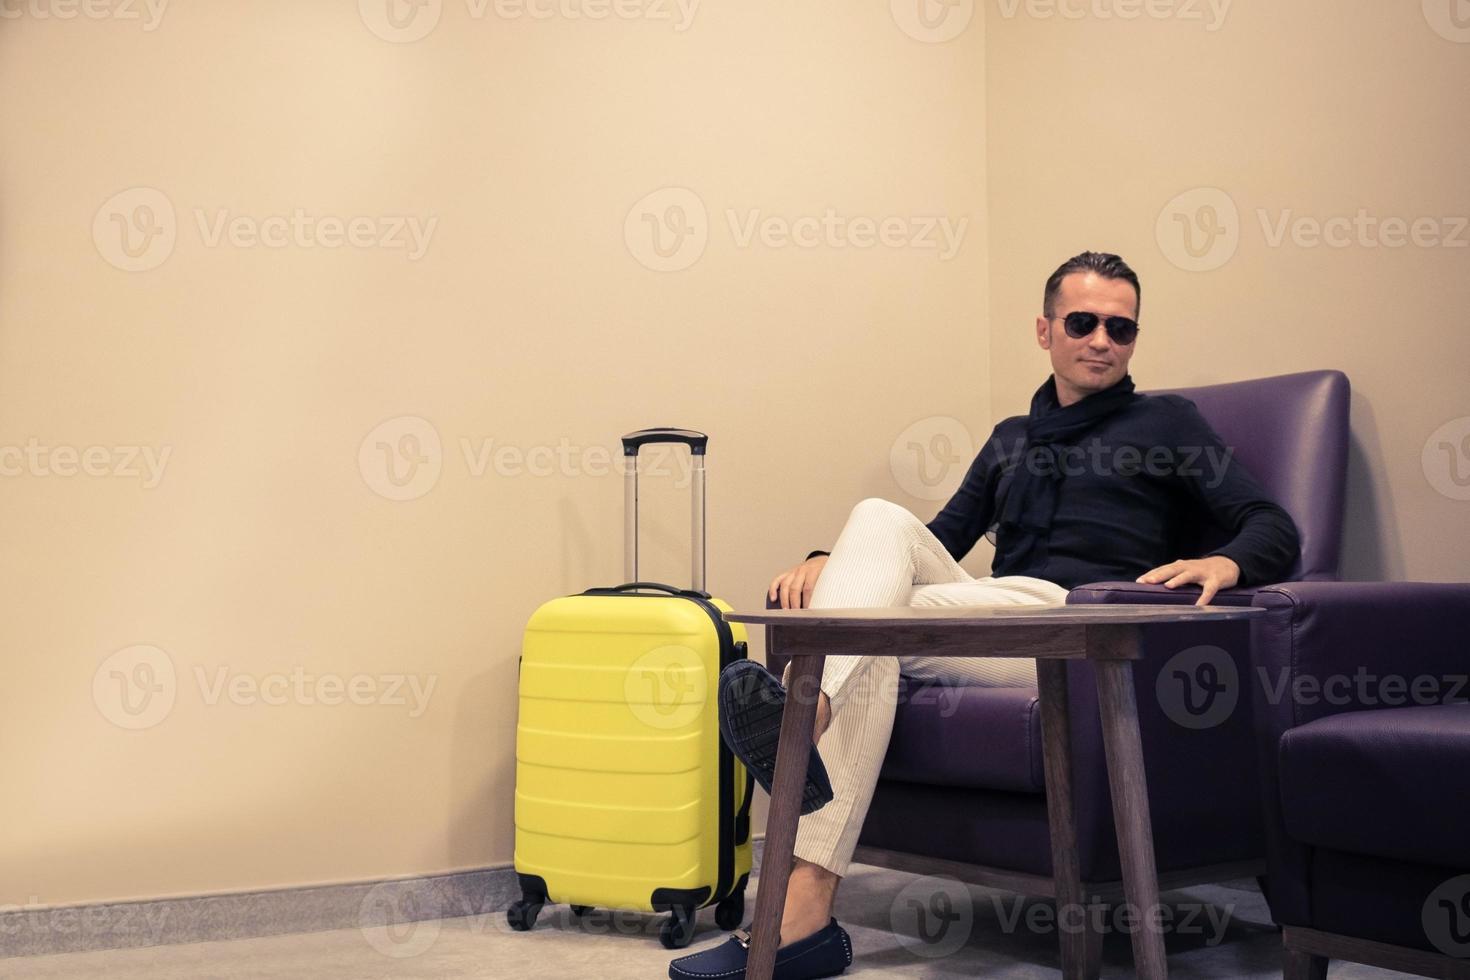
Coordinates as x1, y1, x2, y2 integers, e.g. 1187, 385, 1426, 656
992, 374, 1140, 575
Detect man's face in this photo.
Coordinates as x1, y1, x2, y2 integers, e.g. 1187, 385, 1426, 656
1034, 271, 1139, 405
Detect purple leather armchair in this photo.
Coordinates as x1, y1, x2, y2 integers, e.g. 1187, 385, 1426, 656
767, 369, 1351, 973
1250, 581, 1470, 979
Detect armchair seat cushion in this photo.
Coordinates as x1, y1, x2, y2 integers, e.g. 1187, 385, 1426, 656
877, 679, 1045, 794
1278, 703, 1470, 869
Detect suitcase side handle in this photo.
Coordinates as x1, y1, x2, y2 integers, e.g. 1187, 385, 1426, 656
735, 766, 755, 846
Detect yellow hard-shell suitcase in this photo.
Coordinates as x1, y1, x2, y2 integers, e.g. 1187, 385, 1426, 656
509, 429, 754, 949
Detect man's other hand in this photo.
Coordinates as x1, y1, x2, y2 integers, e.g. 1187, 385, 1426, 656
768, 555, 830, 609
1135, 555, 1241, 606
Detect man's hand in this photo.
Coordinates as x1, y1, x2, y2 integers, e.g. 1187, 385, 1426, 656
1135, 555, 1241, 606
768, 555, 830, 609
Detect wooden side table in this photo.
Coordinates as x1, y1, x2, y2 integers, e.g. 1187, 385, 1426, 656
725, 604, 1265, 980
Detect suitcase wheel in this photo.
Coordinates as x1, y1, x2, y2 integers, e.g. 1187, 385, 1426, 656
570, 905, 593, 917
714, 892, 744, 931
507, 899, 543, 932
659, 906, 697, 949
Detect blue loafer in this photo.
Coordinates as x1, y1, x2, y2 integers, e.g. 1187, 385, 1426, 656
717, 660, 834, 815
668, 920, 853, 980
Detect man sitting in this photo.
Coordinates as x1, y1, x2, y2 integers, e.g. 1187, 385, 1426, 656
669, 250, 1300, 980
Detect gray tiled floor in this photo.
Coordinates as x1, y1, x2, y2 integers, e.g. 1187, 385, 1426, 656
0, 866, 1413, 979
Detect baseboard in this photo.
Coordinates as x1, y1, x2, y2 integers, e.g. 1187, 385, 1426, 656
0, 839, 765, 959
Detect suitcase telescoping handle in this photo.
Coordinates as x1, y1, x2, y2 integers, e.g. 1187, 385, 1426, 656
622, 428, 707, 593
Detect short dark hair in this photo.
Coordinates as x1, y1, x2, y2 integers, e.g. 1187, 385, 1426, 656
1042, 251, 1141, 319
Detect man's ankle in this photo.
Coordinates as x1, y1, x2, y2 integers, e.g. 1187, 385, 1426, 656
779, 857, 840, 944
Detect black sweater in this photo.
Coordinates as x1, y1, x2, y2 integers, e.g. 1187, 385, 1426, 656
929, 393, 1301, 589
814, 392, 1301, 590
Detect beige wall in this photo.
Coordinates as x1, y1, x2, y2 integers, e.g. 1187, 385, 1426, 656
2, 0, 1467, 912
0, 2, 988, 906
984, 0, 1470, 582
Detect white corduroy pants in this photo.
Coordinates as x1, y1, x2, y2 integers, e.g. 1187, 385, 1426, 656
785, 497, 1068, 877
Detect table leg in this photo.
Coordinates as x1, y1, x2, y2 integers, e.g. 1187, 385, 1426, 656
1036, 660, 1096, 980
746, 650, 826, 980
1095, 658, 1168, 980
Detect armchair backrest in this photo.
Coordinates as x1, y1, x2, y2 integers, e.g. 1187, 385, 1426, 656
1149, 370, 1350, 582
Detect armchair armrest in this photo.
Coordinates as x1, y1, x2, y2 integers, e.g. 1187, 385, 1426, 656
1251, 581, 1470, 732
1068, 580, 1269, 607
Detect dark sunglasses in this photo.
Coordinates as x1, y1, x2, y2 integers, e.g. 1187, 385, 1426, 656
1052, 311, 1140, 345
